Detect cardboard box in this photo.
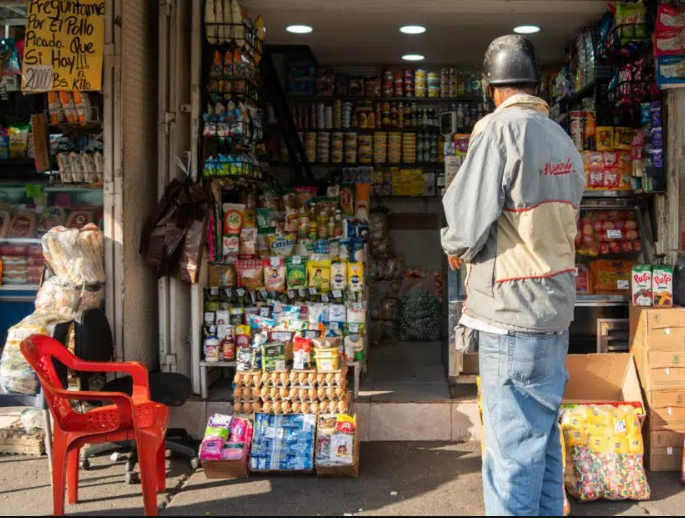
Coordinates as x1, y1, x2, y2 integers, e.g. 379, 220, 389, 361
564, 354, 644, 411
645, 427, 684, 472
647, 430, 684, 449
634, 348, 685, 391
630, 306, 685, 352
649, 403, 685, 430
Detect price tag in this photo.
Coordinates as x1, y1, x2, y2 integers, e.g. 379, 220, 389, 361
309, 287, 318, 296
349, 323, 360, 333
298, 288, 307, 297
236, 288, 245, 297
332, 289, 343, 298
287, 290, 295, 299
617, 280, 629, 290
607, 229, 622, 240
353, 302, 363, 310
25, 183, 43, 198
321, 294, 329, 302
292, 255, 302, 264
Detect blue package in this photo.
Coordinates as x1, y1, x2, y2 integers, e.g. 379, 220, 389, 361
657, 56, 685, 89
250, 414, 316, 472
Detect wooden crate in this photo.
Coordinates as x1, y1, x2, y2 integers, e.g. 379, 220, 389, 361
0, 422, 45, 457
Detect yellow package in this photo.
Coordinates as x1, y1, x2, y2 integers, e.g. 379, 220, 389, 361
562, 406, 589, 429
589, 406, 611, 427
614, 127, 634, 151
307, 259, 332, 292
564, 429, 589, 448
628, 436, 644, 455
347, 262, 364, 292
611, 438, 630, 454
596, 127, 614, 151
588, 435, 610, 454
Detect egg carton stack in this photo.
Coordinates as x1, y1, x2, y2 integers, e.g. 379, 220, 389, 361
232, 369, 351, 416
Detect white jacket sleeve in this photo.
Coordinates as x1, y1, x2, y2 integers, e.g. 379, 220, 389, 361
441, 129, 508, 262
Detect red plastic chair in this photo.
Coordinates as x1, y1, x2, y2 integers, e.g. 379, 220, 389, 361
20, 334, 169, 516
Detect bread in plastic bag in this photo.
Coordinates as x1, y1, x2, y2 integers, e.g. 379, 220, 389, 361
562, 404, 650, 502
42, 224, 105, 285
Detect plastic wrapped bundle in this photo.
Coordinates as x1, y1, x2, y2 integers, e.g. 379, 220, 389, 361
397, 276, 441, 341
41, 224, 105, 286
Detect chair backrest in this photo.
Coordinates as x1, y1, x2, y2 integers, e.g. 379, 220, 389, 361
74, 308, 114, 362
20, 335, 77, 424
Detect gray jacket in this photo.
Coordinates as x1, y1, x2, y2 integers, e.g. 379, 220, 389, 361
441, 95, 585, 332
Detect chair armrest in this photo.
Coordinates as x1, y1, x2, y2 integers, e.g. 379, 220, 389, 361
70, 360, 151, 400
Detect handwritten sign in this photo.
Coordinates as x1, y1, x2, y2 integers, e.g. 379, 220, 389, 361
21, 0, 105, 92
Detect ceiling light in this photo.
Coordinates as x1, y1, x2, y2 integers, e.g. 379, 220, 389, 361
402, 54, 425, 61
400, 25, 426, 35
287, 25, 313, 34
514, 25, 541, 34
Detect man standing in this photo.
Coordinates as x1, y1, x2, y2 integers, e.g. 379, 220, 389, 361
441, 35, 585, 516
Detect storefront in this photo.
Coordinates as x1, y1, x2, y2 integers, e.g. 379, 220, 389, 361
163, 0, 680, 408
0, 0, 160, 366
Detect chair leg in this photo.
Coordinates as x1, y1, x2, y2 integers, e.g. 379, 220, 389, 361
43, 410, 53, 480
51, 433, 67, 516
136, 437, 160, 516
67, 447, 80, 505
156, 441, 166, 493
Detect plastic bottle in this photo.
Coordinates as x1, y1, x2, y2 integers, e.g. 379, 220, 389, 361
456, 104, 464, 131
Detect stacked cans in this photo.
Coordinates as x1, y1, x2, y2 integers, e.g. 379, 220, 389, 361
305, 132, 317, 163
388, 132, 402, 163
358, 134, 373, 164
344, 132, 358, 163
383, 68, 394, 97
317, 132, 330, 163
415, 69, 427, 98
427, 71, 440, 98
331, 132, 344, 163
402, 133, 417, 163
374, 132, 388, 164
394, 71, 404, 98
441, 68, 458, 98
342, 101, 353, 129
404, 68, 415, 97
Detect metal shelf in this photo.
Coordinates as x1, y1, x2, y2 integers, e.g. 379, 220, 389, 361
200, 361, 237, 368
272, 161, 443, 169
0, 238, 41, 245
583, 190, 636, 198
0, 285, 40, 292
576, 295, 629, 307
287, 94, 483, 104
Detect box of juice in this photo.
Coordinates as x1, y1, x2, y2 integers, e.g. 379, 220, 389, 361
632, 265, 652, 307
653, 265, 674, 307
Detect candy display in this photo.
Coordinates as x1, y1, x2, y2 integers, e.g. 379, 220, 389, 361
576, 210, 641, 258
561, 404, 650, 502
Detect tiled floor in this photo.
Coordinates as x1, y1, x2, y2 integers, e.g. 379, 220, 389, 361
359, 341, 452, 402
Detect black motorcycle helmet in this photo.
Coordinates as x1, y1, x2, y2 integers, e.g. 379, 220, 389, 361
482, 35, 540, 86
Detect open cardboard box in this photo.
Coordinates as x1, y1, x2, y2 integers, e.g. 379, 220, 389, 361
564, 354, 645, 415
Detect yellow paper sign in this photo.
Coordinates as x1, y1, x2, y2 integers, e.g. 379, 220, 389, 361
21, 0, 105, 92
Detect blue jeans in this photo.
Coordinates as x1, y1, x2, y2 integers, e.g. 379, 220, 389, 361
479, 330, 569, 517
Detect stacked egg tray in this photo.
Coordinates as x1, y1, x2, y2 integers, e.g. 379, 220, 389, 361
232, 368, 351, 415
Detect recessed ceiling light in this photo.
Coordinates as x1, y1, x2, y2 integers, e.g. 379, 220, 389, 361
402, 54, 425, 61
287, 25, 313, 34
514, 25, 541, 34
400, 25, 426, 35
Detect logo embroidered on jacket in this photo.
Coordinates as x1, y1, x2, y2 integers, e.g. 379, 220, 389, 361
540, 159, 574, 176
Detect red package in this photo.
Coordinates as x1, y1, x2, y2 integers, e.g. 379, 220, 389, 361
603, 170, 619, 188
657, 5, 685, 33
236, 259, 264, 290
588, 170, 604, 189
654, 30, 685, 57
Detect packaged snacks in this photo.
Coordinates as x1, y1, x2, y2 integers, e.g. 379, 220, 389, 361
561, 404, 649, 502
239, 227, 257, 258
347, 262, 364, 292
263, 257, 286, 292
355, 183, 371, 222
262, 342, 286, 372
208, 264, 236, 287
8, 125, 29, 159
652, 265, 673, 307
308, 260, 332, 292
596, 127, 614, 151
8, 211, 37, 239
37, 207, 66, 235
614, 127, 633, 151
268, 234, 297, 257
293, 336, 312, 370
615, 1, 648, 42
590, 260, 633, 295
330, 262, 347, 290
340, 185, 355, 217
576, 264, 592, 295
236, 259, 265, 290
65, 210, 95, 230
250, 413, 316, 472
286, 256, 307, 289
316, 414, 357, 469
631, 265, 652, 306
223, 203, 245, 235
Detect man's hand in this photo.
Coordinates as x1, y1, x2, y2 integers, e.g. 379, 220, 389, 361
448, 255, 463, 271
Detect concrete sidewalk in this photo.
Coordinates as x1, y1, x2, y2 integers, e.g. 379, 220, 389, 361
0, 442, 683, 516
